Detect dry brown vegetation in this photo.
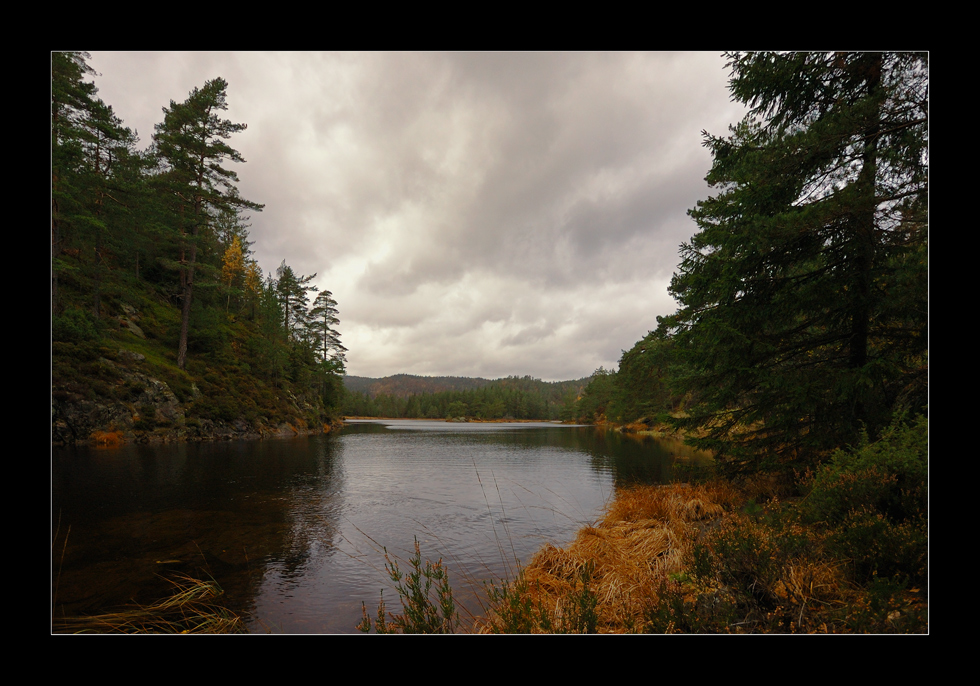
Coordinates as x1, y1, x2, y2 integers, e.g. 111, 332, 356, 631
53, 574, 246, 634
476, 481, 741, 633
475, 466, 927, 634
89, 430, 125, 447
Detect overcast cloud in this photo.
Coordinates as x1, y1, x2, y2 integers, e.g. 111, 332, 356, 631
86, 51, 747, 381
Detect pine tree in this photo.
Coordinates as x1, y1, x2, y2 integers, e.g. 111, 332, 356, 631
79, 99, 142, 318
661, 52, 928, 472
152, 77, 264, 369
52, 52, 148, 317
274, 260, 317, 342
52, 51, 101, 312
52, 53, 97, 243
309, 289, 347, 366
610, 327, 685, 423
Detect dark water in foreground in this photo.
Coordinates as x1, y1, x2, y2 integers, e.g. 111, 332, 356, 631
51, 420, 710, 633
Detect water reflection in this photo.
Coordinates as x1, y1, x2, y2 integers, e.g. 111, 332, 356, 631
52, 422, 710, 633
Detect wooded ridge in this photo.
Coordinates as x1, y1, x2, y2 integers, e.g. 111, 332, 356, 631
52, 52, 346, 446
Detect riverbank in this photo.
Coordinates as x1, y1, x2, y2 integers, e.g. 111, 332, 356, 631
473, 478, 737, 633
470, 417, 928, 634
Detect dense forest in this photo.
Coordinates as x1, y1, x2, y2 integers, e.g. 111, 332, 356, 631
51, 50, 928, 459
571, 52, 928, 475
52, 52, 347, 444
343, 374, 587, 420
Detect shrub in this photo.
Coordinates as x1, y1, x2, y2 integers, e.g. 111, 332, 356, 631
482, 572, 553, 634
213, 395, 240, 423
802, 412, 927, 585
692, 516, 784, 611
803, 413, 927, 526
686, 503, 832, 632
834, 574, 927, 633
643, 578, 739, 634
827, 509, 927, 584
358, 538, 459, 634
53, 307, 101, 343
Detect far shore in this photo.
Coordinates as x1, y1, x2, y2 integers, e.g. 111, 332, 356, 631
344, 416, 574, 424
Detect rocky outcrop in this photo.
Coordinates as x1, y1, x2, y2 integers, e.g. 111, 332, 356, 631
52, 350, 182, 445
52, 348, 341, 446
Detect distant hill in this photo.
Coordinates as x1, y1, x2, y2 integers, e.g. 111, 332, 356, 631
343, 374, 495, 398
342, 373, 591, 420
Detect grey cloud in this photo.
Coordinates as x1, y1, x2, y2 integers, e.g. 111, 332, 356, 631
85, 51, 745, 381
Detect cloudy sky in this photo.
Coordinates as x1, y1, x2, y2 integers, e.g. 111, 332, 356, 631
86, 51, 747, 381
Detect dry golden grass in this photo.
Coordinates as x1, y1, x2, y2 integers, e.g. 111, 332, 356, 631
478, 482, 737, 633
603, 482, 738, 525
53, 574, 246, 634
771, 556, 844, 608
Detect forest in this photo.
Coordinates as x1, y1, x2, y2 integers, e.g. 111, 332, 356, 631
52, 51, 929, 634
51, 51, 928, 464
571, 52, 928, 476
52, 52, 347, 444
343, 374, 587, 420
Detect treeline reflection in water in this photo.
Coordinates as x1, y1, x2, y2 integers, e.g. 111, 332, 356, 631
52, 421, 710, 633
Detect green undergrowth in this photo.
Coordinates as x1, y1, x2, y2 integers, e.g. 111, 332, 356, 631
645, 412, 928, 633
482, 563, 600, 634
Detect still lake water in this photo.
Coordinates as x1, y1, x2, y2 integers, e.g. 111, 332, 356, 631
51, 419, 710, 633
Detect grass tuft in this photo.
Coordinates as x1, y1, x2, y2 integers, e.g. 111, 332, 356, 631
53, 574, 246, 634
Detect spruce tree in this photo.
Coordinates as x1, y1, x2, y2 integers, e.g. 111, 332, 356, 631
661, 52, 928, 472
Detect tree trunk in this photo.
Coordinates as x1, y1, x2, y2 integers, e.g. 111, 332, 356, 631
848, 54, 882, 373
176, 251, 196, 370
847, 54, 883, 431
176, 201, 199, 370
177, 269, 194, 370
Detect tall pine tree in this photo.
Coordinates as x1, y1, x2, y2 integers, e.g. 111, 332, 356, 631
152, 77, 263, 369
309, 289, 346, 367
661, 52, 927, 472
